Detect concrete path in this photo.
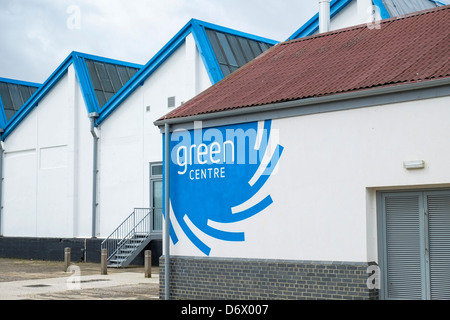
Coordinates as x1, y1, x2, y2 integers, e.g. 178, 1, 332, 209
0, 258, 160, 300
0, 272, 159, 300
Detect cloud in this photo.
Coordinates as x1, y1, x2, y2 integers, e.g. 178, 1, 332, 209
0, 0, 318, 83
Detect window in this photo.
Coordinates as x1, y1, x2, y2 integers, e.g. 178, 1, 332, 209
168, 96, 175, 108
150, 162, 163, 232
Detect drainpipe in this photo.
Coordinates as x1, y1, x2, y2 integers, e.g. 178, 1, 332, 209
164, 123, 170, 300
89, 112, 99, 238
319, 0, 331, 33
0, 129, 3, 236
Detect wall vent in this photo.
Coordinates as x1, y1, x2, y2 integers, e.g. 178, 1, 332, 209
168, 96, 175, 108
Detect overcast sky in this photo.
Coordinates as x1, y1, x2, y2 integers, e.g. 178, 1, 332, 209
0, 0, 319, 83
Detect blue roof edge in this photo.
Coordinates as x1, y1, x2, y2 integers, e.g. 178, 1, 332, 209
372, 0, 390, 19
97, 18, 278, 125
0, 77, 41, 88
2, 54, 73, 140
96, 19, 195, 125
73, 51, 144, 69
287, 0, 391, 40
194, 19, 279, 45
0, 102, 6, 130
1, 18, 277, 133
191, 19, 225, 84
2, 51, 143, 140
0, 77, 41, 130
72, 53, 101, 115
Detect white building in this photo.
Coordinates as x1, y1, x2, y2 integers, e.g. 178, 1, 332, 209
0, 19, 277, 265
288, 0, 446, 39
155, 6, 450, 300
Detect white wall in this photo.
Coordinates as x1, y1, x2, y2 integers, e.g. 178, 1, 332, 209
2, 65, 93, 238
97, 33, 211, 237
1, 32, 213, 239
169, 95, 450, 263
314, 0, 383, 35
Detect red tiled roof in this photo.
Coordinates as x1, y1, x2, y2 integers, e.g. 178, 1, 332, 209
158, 6, 450, 121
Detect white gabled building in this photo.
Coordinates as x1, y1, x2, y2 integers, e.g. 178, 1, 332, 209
0, 19, 277, 265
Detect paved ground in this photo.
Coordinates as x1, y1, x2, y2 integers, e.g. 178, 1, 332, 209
0, 258, 160, 300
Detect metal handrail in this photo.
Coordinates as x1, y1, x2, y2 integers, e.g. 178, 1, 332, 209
101, 208, 150, 261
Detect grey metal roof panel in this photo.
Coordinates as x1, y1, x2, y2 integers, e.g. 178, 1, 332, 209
0, 81, 38, 121
382, 0, 439, 16
205, 28, 275, 78
85, 59, 139, 109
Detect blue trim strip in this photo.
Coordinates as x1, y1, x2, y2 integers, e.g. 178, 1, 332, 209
372, 0, 390, 19
2, 50, 144, 140
96, 20, 194, 125
288, 0, 354, 39
2, 54, 73, 141
97, 18, 278, 125
0, 77, 41, 88
1, 18, 277, 135
0, 97, 7, 129
195, 19, 279, 45
191, 20, 223, 84
0, 77, 42, 129
429, 0, 447, 6
72, 54, 100, 114
72, 51, 143, 69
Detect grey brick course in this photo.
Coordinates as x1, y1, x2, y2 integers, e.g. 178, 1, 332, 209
159, 256, 379, 300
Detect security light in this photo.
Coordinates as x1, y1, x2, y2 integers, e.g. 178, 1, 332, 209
403, 160, 425, 169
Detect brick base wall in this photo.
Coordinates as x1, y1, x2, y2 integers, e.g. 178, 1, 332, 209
0, 237, 162, 266
159, 256, 379, 300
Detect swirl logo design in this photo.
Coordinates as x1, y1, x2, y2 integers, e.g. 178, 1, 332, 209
168, 120, 284, 256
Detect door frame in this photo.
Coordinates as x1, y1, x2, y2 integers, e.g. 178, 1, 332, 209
149, 162, 163, 232
376, 188, 450, 300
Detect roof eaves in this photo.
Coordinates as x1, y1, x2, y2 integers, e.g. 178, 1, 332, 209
154, 77, 450, 127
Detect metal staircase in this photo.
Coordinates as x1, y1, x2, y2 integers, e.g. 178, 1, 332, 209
101, 208, 162, 268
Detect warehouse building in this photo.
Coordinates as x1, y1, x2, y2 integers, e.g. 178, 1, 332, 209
0, 19, 276, 265
155, 6, 450, 300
